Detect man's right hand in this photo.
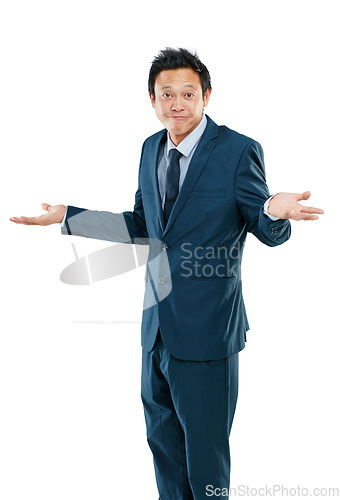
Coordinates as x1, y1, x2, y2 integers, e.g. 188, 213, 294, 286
9, 203, 67, 225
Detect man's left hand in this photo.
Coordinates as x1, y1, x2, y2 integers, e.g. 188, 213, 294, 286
268, 191, 324, 220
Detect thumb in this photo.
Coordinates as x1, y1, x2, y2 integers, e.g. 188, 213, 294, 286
297, 191, 311, 201
41, 203, 51, 212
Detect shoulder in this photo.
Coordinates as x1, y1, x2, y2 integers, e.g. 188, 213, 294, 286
205, 115, 262, 152
207, 124, 263, 168
217, 124, 262, 150
143, 128, 166, 148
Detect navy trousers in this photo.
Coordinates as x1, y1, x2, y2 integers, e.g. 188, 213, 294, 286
141, 329, 239, 500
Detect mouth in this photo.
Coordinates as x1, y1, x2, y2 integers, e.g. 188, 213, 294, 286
168, 116, 188, 120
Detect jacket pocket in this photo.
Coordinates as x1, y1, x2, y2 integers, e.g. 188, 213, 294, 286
191, 189, 226, 198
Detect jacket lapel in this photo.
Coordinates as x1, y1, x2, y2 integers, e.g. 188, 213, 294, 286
150, 129, 167, 232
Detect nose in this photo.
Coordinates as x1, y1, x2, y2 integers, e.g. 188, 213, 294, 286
172, 97, 184, 112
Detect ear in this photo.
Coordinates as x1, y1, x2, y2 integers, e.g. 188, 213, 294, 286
149, 93, 156, 108
203, 89, 212, 107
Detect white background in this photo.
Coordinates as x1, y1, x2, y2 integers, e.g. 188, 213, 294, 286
1, 1, 339, 498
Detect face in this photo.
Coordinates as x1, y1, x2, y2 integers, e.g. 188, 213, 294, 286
150, 67, 211, 146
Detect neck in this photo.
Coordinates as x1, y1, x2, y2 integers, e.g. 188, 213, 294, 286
169, 115, 203, 146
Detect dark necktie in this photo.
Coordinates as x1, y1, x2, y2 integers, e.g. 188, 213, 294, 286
163, 148, 183, 226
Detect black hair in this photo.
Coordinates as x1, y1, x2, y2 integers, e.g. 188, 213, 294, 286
148, 47, 212, 99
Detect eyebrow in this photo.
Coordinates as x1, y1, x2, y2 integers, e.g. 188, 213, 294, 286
160, 84, 198, 90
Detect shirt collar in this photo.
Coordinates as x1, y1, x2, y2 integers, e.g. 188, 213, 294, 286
166, 112, 207, 158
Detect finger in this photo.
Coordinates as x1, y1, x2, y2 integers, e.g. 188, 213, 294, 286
9, 217, 31, 225
15, 216, 38, 225
296, 191, 311, 201
300, 214, 319, 221
299, 206, 324, 214
41, 203, 51, 211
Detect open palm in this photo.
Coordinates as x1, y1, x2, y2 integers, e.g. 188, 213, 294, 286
268, 191, 324, 220
9, 203, 66, 226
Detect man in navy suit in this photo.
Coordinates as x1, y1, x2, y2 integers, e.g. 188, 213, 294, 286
10, 48, 324, 499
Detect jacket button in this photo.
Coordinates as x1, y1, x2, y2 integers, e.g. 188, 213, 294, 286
158, 277, 165, 284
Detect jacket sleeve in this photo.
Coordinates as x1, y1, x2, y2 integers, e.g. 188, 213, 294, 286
60, 141, 148, 244
234, 140, 291, 247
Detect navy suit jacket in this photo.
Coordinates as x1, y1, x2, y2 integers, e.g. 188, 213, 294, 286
62, 114, 291, 360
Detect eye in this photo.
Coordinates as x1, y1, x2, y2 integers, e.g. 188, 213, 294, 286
163, 93, 172, 98
186, 93, 195, 98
